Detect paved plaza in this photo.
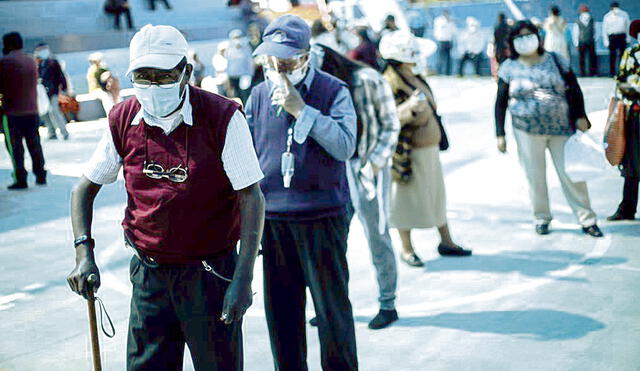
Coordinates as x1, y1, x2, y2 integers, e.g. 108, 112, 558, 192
0, 77, 638, 370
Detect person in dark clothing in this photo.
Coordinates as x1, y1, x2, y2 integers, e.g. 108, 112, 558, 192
347, 27, 380, 70
577, 4, 597, 76
148, 0, 172, 11
382, 14, 399, 35
247, 15, 359, 370
105, 0, 134, 30
34, 43, 69, 140
494, 12, 511, 65
0, 32, 47, 189
608, 20, 640, 221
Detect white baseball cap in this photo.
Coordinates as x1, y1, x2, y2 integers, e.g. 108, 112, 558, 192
126, 24, 188, 76
379, 31, 419, 64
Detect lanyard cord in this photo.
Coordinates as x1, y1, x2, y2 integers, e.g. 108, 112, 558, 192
143, 123, 190, 171
95, 296, 115, 338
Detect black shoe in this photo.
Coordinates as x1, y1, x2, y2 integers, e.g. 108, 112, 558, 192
535, 223, 550, 235
582, 224, 604, 238
7, 182, 28, 190
437, 243, 472, 257
309, 317, 318, 327
607, 211, 635, 221
401, 252, 424, 267
368, 309, 398, 330
35, 175, 47, 185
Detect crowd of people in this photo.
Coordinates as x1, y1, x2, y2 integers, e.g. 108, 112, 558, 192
0, 2, 639, 370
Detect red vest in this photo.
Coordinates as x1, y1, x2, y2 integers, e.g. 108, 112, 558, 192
109, 86, 241, 263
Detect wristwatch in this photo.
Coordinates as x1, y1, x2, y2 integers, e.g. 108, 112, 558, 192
73, 234, 95, 248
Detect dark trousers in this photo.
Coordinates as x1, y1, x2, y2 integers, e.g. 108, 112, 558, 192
616, 176, 639, 217
2, 114, 45, 184
578, 41, 597, 76
458, 52, 481, 76
437, 41, 452, 75
262, 214, 358, 371
148, 0, 172, 10
127, 251, 242, 371
608, 34, 627, 76
114, 8, 134, 29
228, 77, 250, 105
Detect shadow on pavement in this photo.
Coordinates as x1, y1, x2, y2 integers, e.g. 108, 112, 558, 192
0, 169, 124, 233
601, 222, 640, 237
358, 309, 606, 341
424, 250, 627, 279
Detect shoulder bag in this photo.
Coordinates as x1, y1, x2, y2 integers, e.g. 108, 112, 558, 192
604, 97, 627, 166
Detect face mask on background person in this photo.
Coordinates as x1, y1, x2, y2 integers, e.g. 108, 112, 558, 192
513, 34, 539, 56
36, 48, 50, 60
134, 68, 186, 118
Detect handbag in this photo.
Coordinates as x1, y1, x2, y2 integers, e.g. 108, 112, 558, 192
58, 94, 80, 114
604, 98, 626, 166
36, 83, 50, 116
426, 99, 449, 151
564, 131, 609, 182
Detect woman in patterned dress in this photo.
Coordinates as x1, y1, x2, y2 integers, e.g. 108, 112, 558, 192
494, 20, 603, 237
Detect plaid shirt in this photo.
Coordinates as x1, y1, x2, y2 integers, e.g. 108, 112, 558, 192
351, 67, 400, 167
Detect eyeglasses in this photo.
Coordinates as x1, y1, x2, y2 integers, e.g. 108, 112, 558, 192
260, 54, 308, 73
142, 124, 190, 183
132, 68, 186, 89
143, 162, 188, 182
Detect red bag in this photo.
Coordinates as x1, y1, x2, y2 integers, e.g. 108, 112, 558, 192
58, 94, 80, 114
604, 98, 626, 166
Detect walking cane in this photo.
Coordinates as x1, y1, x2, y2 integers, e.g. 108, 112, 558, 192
86, 273, 102, 371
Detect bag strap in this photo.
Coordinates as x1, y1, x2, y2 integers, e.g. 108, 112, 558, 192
549, 52, 569, 81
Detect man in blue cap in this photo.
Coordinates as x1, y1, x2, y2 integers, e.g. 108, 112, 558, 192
246, 14, 359, 370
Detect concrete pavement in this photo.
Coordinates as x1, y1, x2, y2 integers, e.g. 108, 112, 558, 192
0, 76, 638, 370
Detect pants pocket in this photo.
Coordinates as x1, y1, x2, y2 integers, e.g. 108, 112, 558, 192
129, 256, 142, 285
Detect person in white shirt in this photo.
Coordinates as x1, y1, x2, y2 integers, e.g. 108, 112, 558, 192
457, 17, 485, 76
433, 9, 457, 75
543, 5, 570, 61
603, 1, 630, 76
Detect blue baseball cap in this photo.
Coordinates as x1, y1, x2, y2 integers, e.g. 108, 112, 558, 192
253, 15, 310, 59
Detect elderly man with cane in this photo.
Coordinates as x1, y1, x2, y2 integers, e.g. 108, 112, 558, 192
66, 24, 265, 371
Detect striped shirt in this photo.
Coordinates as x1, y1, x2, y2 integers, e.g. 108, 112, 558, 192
84, 89, 264, 190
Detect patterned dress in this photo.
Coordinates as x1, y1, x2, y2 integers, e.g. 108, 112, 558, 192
498, 53, 572, 136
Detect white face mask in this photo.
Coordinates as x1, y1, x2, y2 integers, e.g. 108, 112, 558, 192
265, 60, 309, 86
36, 48, 50, 60
513, 34, 539, 56
134, 69, 186, 118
